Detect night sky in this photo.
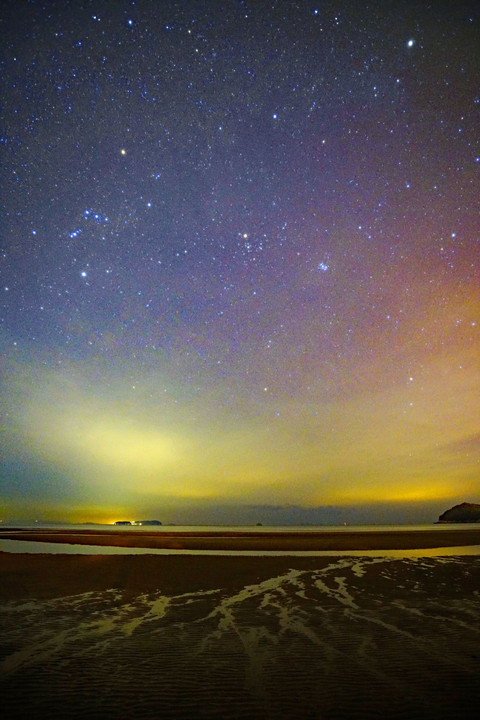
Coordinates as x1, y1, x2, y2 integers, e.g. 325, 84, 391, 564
1, 0, 479, 525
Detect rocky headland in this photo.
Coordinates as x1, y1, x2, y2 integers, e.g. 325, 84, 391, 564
438, 502, 480, 523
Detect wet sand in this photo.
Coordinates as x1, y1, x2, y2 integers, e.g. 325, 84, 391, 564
1, 525, 480, 550
1, 545, 480, 719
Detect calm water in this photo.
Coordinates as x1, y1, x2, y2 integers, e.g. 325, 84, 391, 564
1, 523, 479, 556
3, 522, 479, 533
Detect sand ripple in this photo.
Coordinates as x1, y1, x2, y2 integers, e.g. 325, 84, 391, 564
1, 556, 480, 719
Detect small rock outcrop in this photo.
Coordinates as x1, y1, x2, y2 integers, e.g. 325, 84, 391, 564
437, 502, 480, 523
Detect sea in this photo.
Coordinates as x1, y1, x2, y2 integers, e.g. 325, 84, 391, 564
1, 522, 479, 557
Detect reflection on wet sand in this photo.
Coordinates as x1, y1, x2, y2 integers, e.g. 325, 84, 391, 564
1, 525, 480, 551
1, 553, 480, 719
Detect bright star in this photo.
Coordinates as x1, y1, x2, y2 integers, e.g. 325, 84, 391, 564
407, 39, 415, 47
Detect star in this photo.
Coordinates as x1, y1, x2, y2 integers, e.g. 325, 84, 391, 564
1, 0, 478, 526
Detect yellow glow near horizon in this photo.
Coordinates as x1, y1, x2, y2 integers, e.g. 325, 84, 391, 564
3, 333, 478, 522
77, 420, 178, 471
1, 5, 479, 530
324, 478, 464, 506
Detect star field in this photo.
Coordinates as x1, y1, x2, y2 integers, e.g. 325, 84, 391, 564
1, 0, 479, 524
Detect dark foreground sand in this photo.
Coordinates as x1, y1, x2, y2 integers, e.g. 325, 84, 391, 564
1, 542, 480, 720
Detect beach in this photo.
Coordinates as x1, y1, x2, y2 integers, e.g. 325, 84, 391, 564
1, 525, 480, 551
1, 529, 480, 719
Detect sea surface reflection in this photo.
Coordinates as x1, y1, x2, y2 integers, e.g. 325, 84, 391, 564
3, 522, 480, 533
1, 538, 479, 557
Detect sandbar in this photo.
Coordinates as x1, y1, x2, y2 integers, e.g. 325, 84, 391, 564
1, 525, 479, 551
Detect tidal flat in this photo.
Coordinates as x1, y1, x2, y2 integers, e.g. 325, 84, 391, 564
1, 546, 480, 719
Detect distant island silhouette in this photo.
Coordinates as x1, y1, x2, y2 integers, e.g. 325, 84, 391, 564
113, 520, 162, 526
438, 502, 480, 523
